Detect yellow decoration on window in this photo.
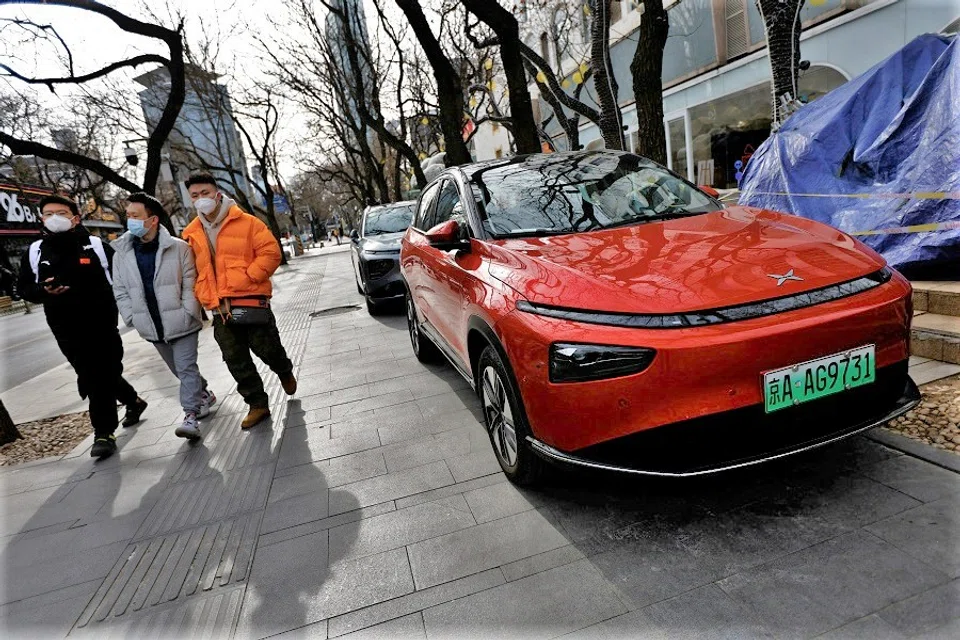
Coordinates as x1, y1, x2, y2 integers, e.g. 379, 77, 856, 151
536, 71, 547, 83
487, 79, 496, 91
583, 4, 591, 16
484, 58, 494, 70
810, 0, 827, 5
561, 79, 571, 89
572, 71, 584, 85
579, 62, 588, 74
420, 117, 429, 125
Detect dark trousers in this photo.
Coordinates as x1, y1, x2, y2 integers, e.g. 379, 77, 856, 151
212, 314, 293, 408
54, 325, 138, 439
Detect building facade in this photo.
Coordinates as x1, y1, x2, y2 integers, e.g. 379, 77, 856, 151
478, 0, 959, 190
136, 65, 253, 232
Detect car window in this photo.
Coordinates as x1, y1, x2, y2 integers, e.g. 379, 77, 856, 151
433, 180, 464, 229
363, 203, 415, 236
415, 183, 441, 230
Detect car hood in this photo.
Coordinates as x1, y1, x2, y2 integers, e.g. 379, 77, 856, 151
486, 207, 886, 314
361, 232, 405, 251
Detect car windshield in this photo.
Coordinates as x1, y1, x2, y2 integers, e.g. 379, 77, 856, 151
467, 152, 721, 238
364, 203, 415, 236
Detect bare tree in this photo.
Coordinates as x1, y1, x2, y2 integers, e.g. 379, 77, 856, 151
0, 399, 21, 446
395, 0, 473, 166
460, 0, 541, 154
588, 0, 624, 150
630, 0, 669, 163
0, 0, 186, 195
757, 0, 806, 129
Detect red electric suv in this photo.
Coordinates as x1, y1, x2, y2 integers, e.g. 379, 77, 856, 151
400, 151, 919, 485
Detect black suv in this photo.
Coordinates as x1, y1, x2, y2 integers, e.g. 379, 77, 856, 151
351, 200, 416, 314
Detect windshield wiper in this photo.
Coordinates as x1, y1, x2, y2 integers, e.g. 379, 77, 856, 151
599, 211, 704, 230
495, 228, 575, 238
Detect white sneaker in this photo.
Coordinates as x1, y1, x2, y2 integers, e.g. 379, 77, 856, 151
198, 389, 217, 419
175, 413, 202, 440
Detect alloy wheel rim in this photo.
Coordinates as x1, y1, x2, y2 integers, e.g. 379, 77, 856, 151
481, 365, 518, 468
407, 297, 419, 355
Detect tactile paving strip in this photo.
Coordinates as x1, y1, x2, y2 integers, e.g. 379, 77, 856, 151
76, 513, 258, 628
134, 464, 273, 540
70, 258, 330, 635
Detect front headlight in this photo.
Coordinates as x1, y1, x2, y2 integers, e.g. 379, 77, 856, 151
549, 343, 656, 383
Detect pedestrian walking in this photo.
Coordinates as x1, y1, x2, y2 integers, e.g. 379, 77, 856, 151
112, 193, 217, 441
17, 195, 147, 459
332, 228, 341, 246
181, 173, 297, 430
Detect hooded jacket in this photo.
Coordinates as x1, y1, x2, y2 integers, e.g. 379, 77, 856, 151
112, 226, 203, 342
181, 201, 282, 310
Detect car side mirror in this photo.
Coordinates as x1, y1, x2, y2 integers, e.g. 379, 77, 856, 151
425, 220, 470, 251
699, 185, 720, 199
350, 229, 360, 242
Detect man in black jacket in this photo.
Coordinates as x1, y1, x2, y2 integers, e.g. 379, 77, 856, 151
17, 195, 147, 459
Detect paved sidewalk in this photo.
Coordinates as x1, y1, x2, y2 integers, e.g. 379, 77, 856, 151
2, 249, 959, 639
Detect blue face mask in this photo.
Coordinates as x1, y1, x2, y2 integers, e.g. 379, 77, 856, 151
127, 218, 150, 238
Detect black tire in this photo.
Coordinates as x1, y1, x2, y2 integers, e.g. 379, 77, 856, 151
365, 296, 382, 316
405, 290, 441, 363
477, 345, 542, 485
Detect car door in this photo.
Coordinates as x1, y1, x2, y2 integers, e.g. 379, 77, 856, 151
419, 179, 471, 359
403, 182, 442, 313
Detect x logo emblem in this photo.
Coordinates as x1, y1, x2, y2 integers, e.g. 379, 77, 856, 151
767, 268, 804, 286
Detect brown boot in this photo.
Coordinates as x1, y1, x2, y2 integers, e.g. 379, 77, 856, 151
241, 406, 271, 430
280, 372, 298, 396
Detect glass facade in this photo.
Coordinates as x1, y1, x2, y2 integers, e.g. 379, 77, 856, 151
667, 118, 687, 179
688, 66, 848, 188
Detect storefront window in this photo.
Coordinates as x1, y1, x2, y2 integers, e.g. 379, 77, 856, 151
667, 118, 687, 179
689, 82, 771, 188
687, 66, 847, 188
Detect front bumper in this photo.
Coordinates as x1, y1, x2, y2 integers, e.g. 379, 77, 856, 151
528, 362, 919, 477
498, 273, 913, 453
360, 254, 406, 301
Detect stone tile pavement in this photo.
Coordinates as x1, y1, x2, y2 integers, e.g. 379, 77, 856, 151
1, 246, 958, 639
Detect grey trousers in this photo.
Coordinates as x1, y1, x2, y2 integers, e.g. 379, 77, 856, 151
153, 331, 205, 415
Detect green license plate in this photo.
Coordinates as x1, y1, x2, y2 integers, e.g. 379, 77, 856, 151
763, 345, 876, 413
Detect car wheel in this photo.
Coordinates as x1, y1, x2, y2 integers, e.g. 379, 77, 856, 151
478, 345, 542, 485
365, 296, 382, 316
406, 291, 440, 363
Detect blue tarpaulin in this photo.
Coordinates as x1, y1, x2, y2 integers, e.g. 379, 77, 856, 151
739, 34, 960, 274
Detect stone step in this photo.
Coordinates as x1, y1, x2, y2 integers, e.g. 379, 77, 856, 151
911, 311, 960, 364
912, 281, 960, 316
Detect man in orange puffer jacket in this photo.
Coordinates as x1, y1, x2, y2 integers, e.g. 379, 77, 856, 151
182, 173, 297, 430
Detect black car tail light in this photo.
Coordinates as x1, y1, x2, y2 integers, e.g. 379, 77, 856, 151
549, 343, 656, 383
366, 259, 394, 280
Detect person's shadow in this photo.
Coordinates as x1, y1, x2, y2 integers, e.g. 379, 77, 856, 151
0, 430, 224, 637
238, 398, 362, 638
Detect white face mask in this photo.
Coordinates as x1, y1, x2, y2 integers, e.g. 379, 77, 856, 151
43, 214, 74, 234
195, 197, 218, 216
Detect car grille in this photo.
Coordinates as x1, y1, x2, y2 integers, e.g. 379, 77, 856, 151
366, 259, 395, 280
571, 360, 912, 475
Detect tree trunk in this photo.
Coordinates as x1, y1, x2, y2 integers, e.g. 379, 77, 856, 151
461, 0, 542, 155
395, 0, 472, 166
591, 0, 624, 150
0, 400, 22, 446
259, 169, 288, 265
757, 0, 805, 128
630, 0, 669, 164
